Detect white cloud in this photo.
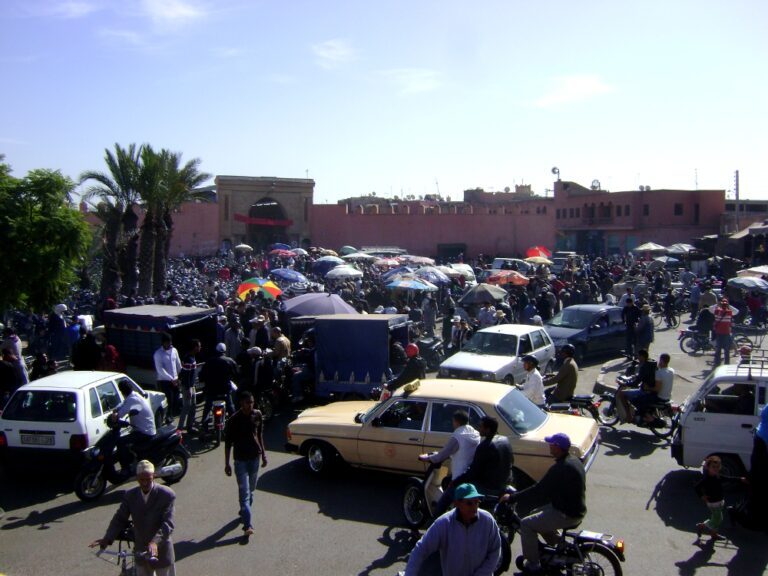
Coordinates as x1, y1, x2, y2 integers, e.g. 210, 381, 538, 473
140, 0, 205, 27
213, 46, 245, 59
51, 1, 100, 18
311, 39, 355, 69
535, 74, 615, 108
98, 28, 146, 47
380, 68, 442, 94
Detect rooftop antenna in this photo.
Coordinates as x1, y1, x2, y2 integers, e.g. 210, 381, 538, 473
551, 166, 560, 180
435, 178, 440, 196
694, 168, 698, 191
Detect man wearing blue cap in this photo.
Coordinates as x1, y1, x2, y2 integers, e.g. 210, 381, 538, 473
404, 483, 501, 576
502, 432, 586, 575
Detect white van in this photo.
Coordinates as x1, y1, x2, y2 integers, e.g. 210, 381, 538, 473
672, 363, 767, 475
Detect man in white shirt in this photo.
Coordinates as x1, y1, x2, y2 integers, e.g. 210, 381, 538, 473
520, 355, 545, 407
154, 333, 182, 424
418, 410, 480, 516
114, 379, 157, 472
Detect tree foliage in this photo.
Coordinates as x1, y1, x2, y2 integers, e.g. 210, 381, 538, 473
0, 161, 91, 312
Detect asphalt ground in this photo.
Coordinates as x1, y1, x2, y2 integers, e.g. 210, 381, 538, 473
1, 320, 766, 576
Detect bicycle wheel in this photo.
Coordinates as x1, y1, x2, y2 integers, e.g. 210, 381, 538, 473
578, 542, 623, 576
653, 313, 664, 328
665, 313, 680, 328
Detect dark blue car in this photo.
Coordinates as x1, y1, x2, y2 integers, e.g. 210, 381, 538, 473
545, 304, 627, 363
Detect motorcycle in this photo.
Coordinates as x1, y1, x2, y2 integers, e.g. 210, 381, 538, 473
678, 328, 714, 355
495, 489, 626, 576
546, 394, 601, 422
596, 375, 679, 439
74, 415, 190, 502
415, 335, 445, 371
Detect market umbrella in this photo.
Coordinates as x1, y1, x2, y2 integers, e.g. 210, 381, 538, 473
737, 265, 768, 278
386, 278, 439, 292
284, 293, 358, 317
319, 248, 339, 256
632, 242, 667, 253
525, 245, 552, 258
727, 276, 768, 294
237, 278, 282, 300
325, 265, 364, 280
290, 247, 308, 256
270, 243, 292, 251
312, 256, 344, 276
269, 268, 308, 283
458, 283, 508, 305
666, 243, 697, 255
436, 265, 463, 278
399, 255, 436, 266
234, 243, 253, 252
381, 266, 413, 282
269, 248, 295, 258
342, 252, 377, 262
524, 256, 553, 265
652, 256, 680, 265
486, 270, 530, 286
374, 257, 400, 268
339, 245, 358, 256
414, 266, 452, 286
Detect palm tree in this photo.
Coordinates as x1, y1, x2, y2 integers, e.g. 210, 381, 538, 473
80, 143, 142, 296
152, 152, 211, 293
136, 145, 167, 297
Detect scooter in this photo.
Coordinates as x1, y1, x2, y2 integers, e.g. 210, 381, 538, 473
75, 415, 190, 502
546, 394, 601, 422
496, 489, 626, 576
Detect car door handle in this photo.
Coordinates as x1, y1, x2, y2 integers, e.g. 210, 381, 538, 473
408, 437, 420, 442
742, 424, 753, 429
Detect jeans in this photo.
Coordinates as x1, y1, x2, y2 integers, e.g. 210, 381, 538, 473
713, 333, 732, 366
520, 504, 582, 566
178, 386, 196, 430
234, 458, 261, 530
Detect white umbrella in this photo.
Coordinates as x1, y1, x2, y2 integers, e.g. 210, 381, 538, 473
632, 242, 667, 253
325, 265, 364, 280
436, 265, 462, 278
666, 243, 697, 255
342, 252, 377, 262
234, 243, 253, 252
290, 248, 308, 256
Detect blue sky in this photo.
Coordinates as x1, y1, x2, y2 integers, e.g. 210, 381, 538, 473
1, 0, 766, 202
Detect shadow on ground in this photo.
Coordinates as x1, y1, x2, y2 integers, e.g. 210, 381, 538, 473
598, 426, 670, 460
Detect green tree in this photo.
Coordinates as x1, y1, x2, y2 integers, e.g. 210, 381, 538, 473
79, 143, 142, 297
0, 161, 91, 311
136, 145, 167, 296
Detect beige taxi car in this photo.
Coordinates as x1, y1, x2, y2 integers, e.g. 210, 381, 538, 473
286, 379, 600, 486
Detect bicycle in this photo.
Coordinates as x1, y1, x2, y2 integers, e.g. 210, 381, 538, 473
93, 547, 156, 576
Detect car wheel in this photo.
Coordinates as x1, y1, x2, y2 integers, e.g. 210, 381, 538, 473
305, 441, 338, 476
503, 375, 515, 386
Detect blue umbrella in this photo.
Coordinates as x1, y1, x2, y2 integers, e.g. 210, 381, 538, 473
386, 278, 439, 292
312, 257, 344, 276
270, 268, 308, 284
727, 276, 768, 294
414, 266, 452, 286
271, 242, 292, 250
381, 266, 413, 282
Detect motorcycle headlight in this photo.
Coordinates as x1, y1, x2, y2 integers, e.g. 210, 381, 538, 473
91, 447, 100, 458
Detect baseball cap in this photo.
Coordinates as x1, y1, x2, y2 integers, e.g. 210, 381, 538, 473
544, 432, 571, 451
453, 483, 484, 500
215, 342, 227, 353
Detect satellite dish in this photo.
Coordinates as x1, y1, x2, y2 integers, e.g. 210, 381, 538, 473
504, 186, 510, 193
591, 179, 601, 190
551, 167, 559, 175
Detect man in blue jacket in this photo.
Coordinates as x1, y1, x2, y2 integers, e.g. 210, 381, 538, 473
404, 483, 501, 576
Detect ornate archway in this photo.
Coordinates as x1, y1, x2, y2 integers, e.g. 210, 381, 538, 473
235, 197, 293, 250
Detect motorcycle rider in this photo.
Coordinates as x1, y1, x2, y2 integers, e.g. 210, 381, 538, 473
543, 344, 578, 403
452, 416, 513, 498
113, 379, 157, 475
616, 348, 657, 423
388, 343, 426, 392
418, 410, 480, 516
199, 342, 238, 428
501, 433, 586, 576
623, 352, 672, 423
519, 355, 545, 407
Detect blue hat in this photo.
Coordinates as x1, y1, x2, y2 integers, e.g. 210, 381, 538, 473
453, 483, 483, 500
544, 433, 571, 451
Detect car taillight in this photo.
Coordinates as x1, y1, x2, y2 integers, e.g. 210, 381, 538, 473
0, 432, 7, 447
70, 434, 88, 451
286, 427, 292, 441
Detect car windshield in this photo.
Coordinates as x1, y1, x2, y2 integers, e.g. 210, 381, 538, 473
547, 309, 595, 329
495, 388, 547, 434
2, 390, 78, 422
462, 332, 518, 355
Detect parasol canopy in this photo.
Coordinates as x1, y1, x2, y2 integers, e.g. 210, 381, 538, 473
339, 245, 358, 256
399, 255, 436, 266
325, 265, 364, 280
290, 247, 308, 256
234, 243, 253, 252
486, 270, 530, 286
283, 293, 358, 317
386, 278, 439, 292
632, 242, 667, 253
666, 243, 697, 255
727, 276, 768, 294
269, 249, 295, 258
414, 266, 452, 286
342, 252, 377, 262
237, 278, 282, 300
525, 245, 552, 258
525, 256, 553, 265
374, 258, 401, 268
458, 283, 508, 305
269, 268, 308, 284
270, 243, 292, 251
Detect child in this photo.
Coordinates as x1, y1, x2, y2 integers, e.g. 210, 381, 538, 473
695, 455, 726, 542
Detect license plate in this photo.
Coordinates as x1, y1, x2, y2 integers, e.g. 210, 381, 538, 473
21, 434, 55, 446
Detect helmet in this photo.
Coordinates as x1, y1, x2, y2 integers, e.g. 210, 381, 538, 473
560, 344, 576, 356
405, 343, 420, 358
521, 354, 539, 367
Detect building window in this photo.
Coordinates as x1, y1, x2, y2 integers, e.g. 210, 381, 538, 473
541, 206, 546, 214
569, 208, 574, 218
625, 204, 630, 216
643, 204, 649, 216
575, 207, 580, 218
616, 205, 622, 217
674, 203, 683, 216
556, 209, 560, 219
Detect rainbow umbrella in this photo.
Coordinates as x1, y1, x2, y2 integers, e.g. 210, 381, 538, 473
237, 278, 282, 300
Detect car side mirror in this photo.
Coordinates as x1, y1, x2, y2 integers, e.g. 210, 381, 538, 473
354, 413, 363, 424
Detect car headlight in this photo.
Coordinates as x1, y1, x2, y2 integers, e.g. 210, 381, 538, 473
481, 372, 495, 381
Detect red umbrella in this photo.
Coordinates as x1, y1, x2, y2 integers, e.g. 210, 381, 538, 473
269, 249, 295, 258
487, 270, 530, 286
525, 245, 552, 258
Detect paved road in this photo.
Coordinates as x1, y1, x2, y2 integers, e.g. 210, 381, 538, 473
1, 322, 766, 576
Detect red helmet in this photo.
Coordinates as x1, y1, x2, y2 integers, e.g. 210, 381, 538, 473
405, 343, 420, 358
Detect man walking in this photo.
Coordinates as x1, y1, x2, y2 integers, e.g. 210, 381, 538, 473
178, 339, 200, 433
224, 391, 268, 538
153, 334, 182, 423
90, 460, 176, 576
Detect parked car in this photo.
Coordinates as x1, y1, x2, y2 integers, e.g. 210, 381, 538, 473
286, 379, 600, 485
0, 371, 168, 459
438, 324, 556, 384
491, 258, 532, 274
672, 363, 766, 476
545, 304, 626, 363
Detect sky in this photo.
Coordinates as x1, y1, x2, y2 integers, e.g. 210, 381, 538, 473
1, 0, 767, 203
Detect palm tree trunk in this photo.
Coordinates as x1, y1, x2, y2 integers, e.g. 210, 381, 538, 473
153, 216, 168, 295
119, 205, 140, 295
138, 211, 155, 297
101, 210, 122, 298
163, 209, 174, 263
